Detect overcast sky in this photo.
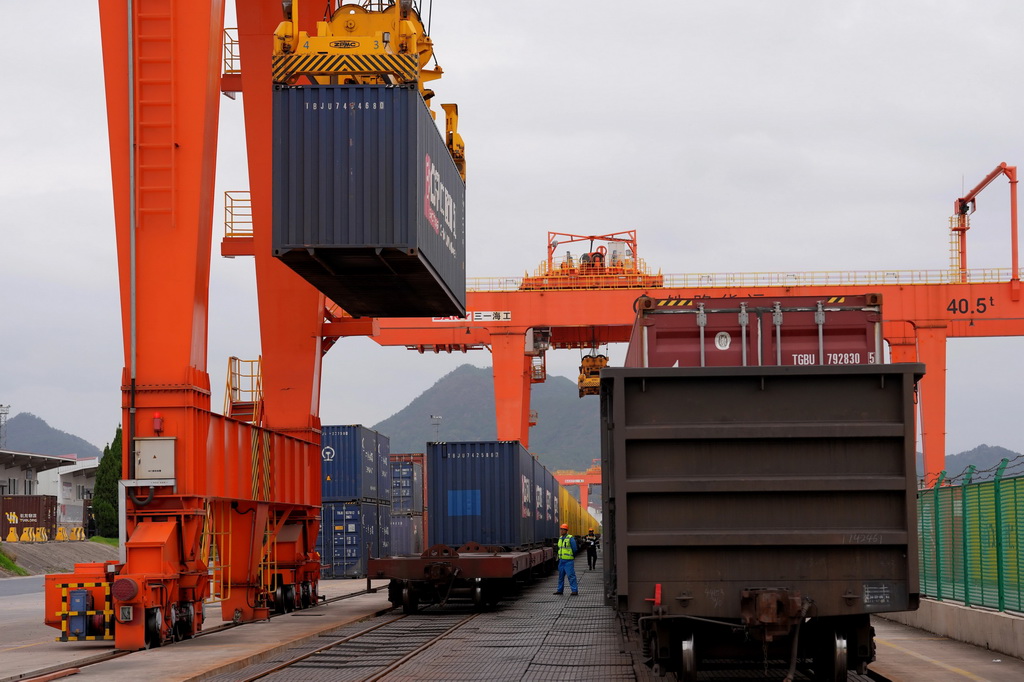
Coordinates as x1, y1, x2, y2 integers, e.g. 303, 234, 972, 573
2, 2, 1023, 461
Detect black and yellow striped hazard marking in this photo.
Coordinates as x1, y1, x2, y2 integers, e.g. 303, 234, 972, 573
56, 581, 115, 641
656, 299, 694, 307
826, 296, 846, 303
273, 53, 418, 83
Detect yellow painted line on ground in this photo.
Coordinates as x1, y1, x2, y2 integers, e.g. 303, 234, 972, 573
0, 641, 46, 652
876, 638, 991, 681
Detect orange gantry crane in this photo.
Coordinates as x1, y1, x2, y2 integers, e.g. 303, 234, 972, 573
369, 165, 1022, 482
44, 1, 462, 650
554, 459, 603, 512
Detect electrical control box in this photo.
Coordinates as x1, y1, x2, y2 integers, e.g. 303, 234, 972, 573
135, 438, 176, 480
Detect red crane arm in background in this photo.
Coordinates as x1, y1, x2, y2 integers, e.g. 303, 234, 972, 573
951, 162, 1019, 291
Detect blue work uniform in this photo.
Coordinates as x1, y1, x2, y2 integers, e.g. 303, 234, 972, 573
555, 533, 579, 594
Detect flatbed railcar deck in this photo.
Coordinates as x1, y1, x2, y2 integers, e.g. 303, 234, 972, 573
368, 542, 556, 613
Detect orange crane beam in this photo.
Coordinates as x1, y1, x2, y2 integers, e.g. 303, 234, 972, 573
369, 277, 1024, 481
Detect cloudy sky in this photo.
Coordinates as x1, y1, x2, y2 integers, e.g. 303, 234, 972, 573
2, 1, 1023, 460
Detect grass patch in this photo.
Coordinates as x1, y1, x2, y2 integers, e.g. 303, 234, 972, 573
90, 536, 119, 548
0, 546, 31, 576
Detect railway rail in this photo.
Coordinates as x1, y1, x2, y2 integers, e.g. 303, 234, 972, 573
230, 612, 479, 682
13, 588, 380, 682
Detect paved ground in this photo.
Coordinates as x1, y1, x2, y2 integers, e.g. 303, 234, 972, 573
0, 540, 119, 577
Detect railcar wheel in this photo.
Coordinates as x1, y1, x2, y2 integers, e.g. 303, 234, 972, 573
144, 607, 162, 649
274, 584, 286, 614
402, 586, 419, 614
284, 584, 297, 613
679, 633, 697, 682
814, 632, 848, 682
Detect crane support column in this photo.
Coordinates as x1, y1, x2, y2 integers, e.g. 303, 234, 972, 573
94, 0, 227, 650
491, 331, 533, 447
916, 325, 949, 484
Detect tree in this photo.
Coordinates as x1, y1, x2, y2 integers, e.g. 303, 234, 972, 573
93, 426, 122, 538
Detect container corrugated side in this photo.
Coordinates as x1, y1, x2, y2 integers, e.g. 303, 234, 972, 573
390, 454, 427, 536
390, 514, 424, 556
321, 425, 384, 503
375, 432, 391, 506
0, 495, 58, 539
427, 441, 535, 548
391, 462, 424, 513
600, 364, 922, 617
317, 500, 391, 578
272, 84, 466, 318
625, 295, 882, 368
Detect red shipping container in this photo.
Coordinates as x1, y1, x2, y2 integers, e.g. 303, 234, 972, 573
626, 294, 883, 369
1, 495, 58, 540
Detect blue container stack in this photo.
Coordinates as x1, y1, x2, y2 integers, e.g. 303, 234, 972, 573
389, 461, 425, 555
318, 501, 391, 578
318, 425, 392, 578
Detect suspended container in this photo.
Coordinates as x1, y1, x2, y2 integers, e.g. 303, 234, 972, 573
273, 84, 466, 318
318, 500, 392, 578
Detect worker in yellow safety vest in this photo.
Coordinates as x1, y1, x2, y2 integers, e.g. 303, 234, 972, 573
553, 524, 579, 596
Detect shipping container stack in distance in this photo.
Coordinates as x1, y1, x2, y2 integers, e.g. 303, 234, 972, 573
367, 441, 599, 613
389, 459, 424, 555
318, 426, 392, 579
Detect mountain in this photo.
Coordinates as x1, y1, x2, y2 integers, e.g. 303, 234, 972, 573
4, 412, 103, 459
371, 364, 599, 472
918, 444, 1024, 481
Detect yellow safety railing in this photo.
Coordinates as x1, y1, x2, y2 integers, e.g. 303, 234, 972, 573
223, 29, 241, 75
201, 501, 231, 608
467, 267, 1020, 292
223, 190, 253, 239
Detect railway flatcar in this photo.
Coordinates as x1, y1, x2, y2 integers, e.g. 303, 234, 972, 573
602, 295, 922, 681
368, 440, 598, 613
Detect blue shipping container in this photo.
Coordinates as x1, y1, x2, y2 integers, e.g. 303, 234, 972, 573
427, 441, 547, 549
391, 462, 424, 513
272, 84, 466, 318
376, 434, 391, 505
532, 457, 558, 544
321, 425, 391, 503
390, 513, 424, 556
317, 501, 391, 578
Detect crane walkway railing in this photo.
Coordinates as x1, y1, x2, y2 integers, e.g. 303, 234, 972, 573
467, 268, 1018, 292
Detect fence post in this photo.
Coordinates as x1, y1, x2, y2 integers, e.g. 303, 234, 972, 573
993, 459, 1009, 612
933, 471, 947, 600
961, 466, 975, 607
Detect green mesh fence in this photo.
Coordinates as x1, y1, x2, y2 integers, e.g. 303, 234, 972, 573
918, 461, 1024, 613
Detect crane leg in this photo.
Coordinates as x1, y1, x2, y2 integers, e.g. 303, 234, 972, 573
491, 331, 533, 446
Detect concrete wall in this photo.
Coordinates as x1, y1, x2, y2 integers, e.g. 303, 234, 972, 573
881, 599, 1024, 660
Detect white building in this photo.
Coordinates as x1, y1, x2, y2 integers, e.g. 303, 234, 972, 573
37, 457, 99, 526
0, 449, 76, 497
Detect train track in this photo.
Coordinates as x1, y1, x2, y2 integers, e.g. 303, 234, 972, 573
229, 612, 479, 682
12, 588, 380, 682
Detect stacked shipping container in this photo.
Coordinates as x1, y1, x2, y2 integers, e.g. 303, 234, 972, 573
389, 450, 425, 552
318, 426, 392, 578
389, 460, 425, 555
